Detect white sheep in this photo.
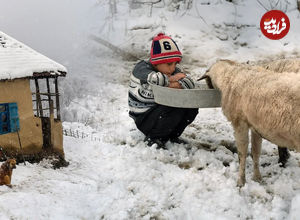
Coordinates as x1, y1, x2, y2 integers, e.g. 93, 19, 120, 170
259, 58, 300, 165
204, 60, 300, 186
259, 58, 300, 73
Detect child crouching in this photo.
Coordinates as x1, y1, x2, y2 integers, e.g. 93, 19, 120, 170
128, 33, 198, 149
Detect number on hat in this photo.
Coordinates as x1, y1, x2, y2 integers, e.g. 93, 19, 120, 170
163, 41, 171, 50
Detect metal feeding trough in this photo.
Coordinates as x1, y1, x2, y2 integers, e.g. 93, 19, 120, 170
151, 83, 221, 108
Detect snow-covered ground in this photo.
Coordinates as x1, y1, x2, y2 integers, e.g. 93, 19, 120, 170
1, 0, 300, 219
1, 119, 300, 219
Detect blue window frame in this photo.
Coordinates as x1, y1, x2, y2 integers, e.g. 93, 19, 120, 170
0, 103, 20, 135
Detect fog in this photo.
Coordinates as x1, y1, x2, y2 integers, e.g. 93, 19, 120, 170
0, 0, 104, 74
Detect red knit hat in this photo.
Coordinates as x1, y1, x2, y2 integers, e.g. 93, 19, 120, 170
150, 33, 182, 65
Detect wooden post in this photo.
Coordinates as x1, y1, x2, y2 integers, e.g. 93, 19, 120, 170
50, 99, 54, 116
14, 119, 26, 165
35, 78, 43, 117
34, 81, 39, 117
54, 77, 61, 120
46, 78, 52, 117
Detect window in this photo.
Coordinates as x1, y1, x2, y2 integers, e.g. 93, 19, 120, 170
0, 103, 20, 135
30, 77, 61, 120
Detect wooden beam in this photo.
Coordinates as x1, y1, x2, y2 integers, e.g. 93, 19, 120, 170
54, 77, 61, 120
31, 92, 59, 96
33, 107, 57, 111
50, 100, 54, 115
34, 78, 43, 117
32, 99, 56, 102
46, 78, 52, 116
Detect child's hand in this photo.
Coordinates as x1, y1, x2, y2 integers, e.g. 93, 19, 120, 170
169, 73, 186, 82
168, 73, 186, 89
168, 73, 195, 89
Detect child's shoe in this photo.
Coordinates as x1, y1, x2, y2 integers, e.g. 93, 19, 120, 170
144, 136, 167, 149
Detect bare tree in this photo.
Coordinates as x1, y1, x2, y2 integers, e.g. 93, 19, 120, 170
109, 0, 117, 15
130, 0, 163, 16
256, 0, 292, 12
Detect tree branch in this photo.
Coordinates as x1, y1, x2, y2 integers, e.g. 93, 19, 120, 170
256, 0, 269, 11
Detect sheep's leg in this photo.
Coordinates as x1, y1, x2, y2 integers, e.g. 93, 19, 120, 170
251, 130, 262, 182
278, 146, 290, 167
234, 123, 249, 187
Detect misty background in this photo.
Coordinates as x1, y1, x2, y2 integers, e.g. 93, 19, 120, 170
1, 0, 300, 123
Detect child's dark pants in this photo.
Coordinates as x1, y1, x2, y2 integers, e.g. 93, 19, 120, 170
135, 105, 198, 141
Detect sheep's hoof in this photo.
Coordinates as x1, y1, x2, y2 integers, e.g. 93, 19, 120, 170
278, 147, 290, 167
252, 173, 262, 183
237, 177, 245, 187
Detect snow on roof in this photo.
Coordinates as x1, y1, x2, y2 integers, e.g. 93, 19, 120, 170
0, 31, 67, 81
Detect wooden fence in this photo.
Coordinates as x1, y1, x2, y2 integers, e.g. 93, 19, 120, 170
63, 128, 101, 142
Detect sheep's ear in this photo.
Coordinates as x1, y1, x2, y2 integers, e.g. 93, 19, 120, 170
205, 76, 214, 89
197, 75, 208, 81
197, 74, 214, 89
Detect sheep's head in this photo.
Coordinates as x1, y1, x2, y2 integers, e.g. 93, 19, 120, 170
198, 71, 214, 89
199, 59, 238, 90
